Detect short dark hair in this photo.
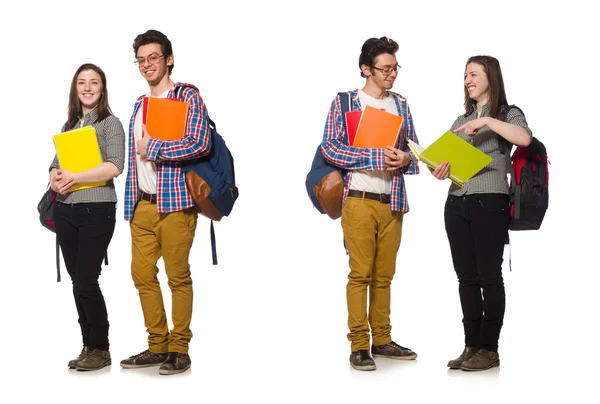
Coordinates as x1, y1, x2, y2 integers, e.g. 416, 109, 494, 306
67, 63, 112, 130
132, 29, 174, 75
463, 55, 508, 118
358, 36, 399, 78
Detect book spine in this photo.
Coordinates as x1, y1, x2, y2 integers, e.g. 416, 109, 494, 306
420, 153, 464, 187
418, 155, 438, 170
448, 173, 465, 188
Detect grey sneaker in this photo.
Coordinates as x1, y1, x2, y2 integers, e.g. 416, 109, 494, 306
349, 350, 377, 371
371, 341, 417, 360
120, 349, 168, 368
158, 352, 192, 375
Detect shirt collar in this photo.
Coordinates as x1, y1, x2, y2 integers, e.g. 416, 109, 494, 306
469, 103, 489, 116
80, 107, 99, 126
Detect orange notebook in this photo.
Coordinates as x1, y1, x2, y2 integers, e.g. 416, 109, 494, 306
353, 105, 403, 148
142, 96, 189, 140
345, 110, 361, 146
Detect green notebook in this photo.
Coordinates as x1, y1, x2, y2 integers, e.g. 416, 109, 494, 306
407, 131, 493, 188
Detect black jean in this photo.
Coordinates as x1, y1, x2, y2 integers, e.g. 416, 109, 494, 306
54, 202, 116, 350
444, 194, 510, 352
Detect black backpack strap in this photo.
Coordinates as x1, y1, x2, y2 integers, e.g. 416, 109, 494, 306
499, 104, 525, 273
338, 92, 351, 254
210, 220, 217, 265
498, 104, 518, 194
338, 92, 351, 144
56, 235, 61, 282
174, 85, 185, 99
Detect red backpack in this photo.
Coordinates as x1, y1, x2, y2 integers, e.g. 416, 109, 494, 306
499, 105, 549, 231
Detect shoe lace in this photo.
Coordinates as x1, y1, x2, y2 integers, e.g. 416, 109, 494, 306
389, 341, 407, 350
131, 349, 152, 359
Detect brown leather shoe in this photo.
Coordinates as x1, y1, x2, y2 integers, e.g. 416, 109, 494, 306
68, 346, 90, 369
75, 349, 111, 371
460, 349, 499, 371
447, 346, 477, 369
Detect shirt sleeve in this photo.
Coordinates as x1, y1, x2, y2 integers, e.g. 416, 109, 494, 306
49, 122, 68, 171
101, 115, 126, 174
146, 87, 211, 162
506, 107, 533, 138
399, 101, 419, 175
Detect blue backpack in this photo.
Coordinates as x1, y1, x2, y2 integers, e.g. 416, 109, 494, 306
305, 92, 351, 219
178, 90, 238, 265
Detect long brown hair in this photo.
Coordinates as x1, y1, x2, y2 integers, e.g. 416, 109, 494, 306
66, 63, 112, 130
463, 55, 508, 118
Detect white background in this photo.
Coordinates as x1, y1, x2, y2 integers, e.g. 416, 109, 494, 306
1, 0, 598, 402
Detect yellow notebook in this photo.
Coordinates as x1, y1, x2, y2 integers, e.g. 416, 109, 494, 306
353, 105, 403, 148
53, 126, 106, 192
407, 131, 493, 188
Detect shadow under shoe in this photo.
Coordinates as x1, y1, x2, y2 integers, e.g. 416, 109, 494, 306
371, 341, 417, 360
120, 349, 168, 368
460, 349, 500, 371
349, 350, 377, 371
76, 349, 111, 371
159, 353, 192, 375
68, 346, 90, 369
447, 346, 477, 369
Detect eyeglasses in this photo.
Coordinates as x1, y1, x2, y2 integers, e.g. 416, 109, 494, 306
134, 53, 164, 67
371, 64, 401, 76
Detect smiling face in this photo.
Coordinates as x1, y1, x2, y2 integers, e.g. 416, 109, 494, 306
136, 43, 173, 87
464, 62, 490, 104
363, 53, 399, 91
76, 69, 103, 113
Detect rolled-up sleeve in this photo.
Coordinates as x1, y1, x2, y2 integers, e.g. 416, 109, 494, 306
102, 115, 126, 174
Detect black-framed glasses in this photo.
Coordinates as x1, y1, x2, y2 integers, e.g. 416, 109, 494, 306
134, 53, 165, 67
371, 63, 401, 76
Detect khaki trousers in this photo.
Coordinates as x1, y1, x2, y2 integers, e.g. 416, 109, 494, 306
341, 196, 403, 351
130, 200, 198, 354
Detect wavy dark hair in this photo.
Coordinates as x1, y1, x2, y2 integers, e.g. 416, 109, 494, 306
66, 63, 111, 130
358, 36, 399, 78
463, 55, 508, 118
133, 29, 174, 75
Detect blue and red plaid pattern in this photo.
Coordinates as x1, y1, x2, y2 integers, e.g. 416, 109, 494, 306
320, 90, 419, 212
124, 82, 211, 221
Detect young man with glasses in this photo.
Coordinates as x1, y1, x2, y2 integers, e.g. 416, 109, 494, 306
119, 29, 212, 375
320, 36, 420, 371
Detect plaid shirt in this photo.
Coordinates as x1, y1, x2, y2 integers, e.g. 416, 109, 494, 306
123, 82, 211, 221
320, 90, 420, 212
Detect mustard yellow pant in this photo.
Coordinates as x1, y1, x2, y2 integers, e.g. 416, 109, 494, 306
341, 196, 403, 351
130, 200, 198, 354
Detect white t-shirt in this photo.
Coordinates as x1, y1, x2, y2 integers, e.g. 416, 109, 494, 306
134, 87, 172, 194
349, 89, 398, 194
